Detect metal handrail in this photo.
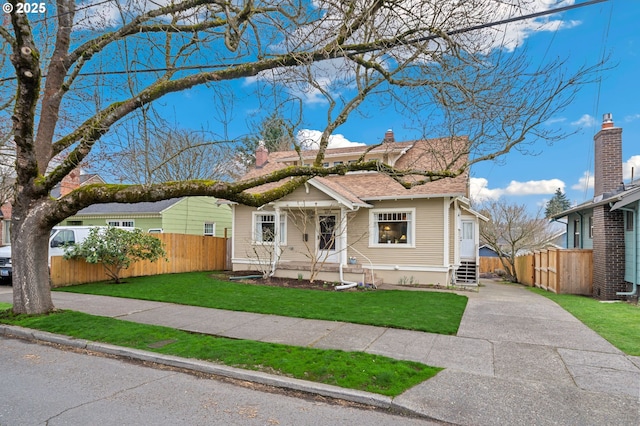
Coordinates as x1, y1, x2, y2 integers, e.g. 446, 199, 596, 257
348, 246, 376, 288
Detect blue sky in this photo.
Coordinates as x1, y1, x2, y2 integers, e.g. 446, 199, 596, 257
147, 0, 637, 211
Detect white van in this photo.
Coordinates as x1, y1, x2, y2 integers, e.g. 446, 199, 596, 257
0, 226, 134, 281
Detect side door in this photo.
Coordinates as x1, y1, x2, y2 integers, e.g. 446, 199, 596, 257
460, 220, 476, 259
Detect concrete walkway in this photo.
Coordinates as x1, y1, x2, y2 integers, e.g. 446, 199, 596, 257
1, 281, 639, 425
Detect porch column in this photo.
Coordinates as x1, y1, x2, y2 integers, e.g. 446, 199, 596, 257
340, 207, 348, 265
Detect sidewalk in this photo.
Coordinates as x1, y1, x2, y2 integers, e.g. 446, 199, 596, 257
1, 281, 639, 425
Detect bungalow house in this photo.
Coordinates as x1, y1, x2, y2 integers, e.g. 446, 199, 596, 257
230, 130, 487, 287
62, 197, 232, 237
552, 113, 638, 300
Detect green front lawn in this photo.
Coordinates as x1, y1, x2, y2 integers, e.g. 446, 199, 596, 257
531, 288, 640, 356
0, 309, 440, 396
55, 272, 468, 335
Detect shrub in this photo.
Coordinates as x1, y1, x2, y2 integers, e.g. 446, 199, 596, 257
64, 227, 166, 283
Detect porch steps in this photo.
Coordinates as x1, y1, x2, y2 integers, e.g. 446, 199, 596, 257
456, 260, 478, 284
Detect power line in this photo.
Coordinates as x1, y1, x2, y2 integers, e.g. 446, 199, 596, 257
0, 0, 610, 83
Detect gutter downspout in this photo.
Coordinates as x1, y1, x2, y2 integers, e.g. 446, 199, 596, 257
449, 197, 458, 285
614, 205, 638, 296
576, 211, 584, 249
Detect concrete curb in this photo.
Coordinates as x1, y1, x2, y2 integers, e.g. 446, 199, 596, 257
0, 324, 404, 413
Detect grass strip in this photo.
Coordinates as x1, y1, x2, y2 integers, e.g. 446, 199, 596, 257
55, 272, 467, 335
530, 288, 640, 356
0, 302, 10, 310
0, 309, 440, 396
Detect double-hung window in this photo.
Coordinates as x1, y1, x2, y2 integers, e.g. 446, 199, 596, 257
253, 212, 286, 244
370, 208, 414, 247
204, 222, 216, 236
107, 220, 135, 227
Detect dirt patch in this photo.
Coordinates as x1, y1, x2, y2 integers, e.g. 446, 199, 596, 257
212, 271, 359, 291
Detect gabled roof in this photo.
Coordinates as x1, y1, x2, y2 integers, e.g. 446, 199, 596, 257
551, 182, 640, 218
239, 137, 469, 203
74, 198, 183, 216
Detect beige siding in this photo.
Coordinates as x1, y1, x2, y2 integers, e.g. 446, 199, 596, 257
347, 199, 445, 266
280, 208, 316, 262
233, 205, 256, 261
280, 185, 332, 202
233, 204, 317, 264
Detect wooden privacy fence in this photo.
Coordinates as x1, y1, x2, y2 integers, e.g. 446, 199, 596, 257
515, 248, 592, 295
479, 257, 504, 274
51, 234, 228, 287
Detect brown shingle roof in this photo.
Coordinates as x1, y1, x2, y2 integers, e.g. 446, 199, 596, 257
238, 137, 469, 199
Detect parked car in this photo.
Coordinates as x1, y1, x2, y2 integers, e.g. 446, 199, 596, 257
0, 226, 135, 283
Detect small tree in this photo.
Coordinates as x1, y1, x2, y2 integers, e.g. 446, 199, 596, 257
545, 188, 571, 218
64, 227, 166, 283
479, 200, 556, 282
246, 227, 283, 278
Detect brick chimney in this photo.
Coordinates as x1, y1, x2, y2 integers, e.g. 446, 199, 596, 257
592, 113, 626, 300
594, 113, 623, 197
383, 129, 395, 143
255, 141, 269, 168
60, 168, 81, 197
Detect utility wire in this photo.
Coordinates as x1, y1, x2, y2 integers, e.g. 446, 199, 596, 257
0, 0, 610, 83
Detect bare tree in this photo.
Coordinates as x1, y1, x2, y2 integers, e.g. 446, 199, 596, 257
245, 227, 283, 278
285, 207, 364, 283
2, 0, 604, 313
114, 126, 237, 184
479, 200, 557, 282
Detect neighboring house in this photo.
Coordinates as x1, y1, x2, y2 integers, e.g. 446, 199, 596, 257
547, 230, 567, 249
230, 130, 487, 286
479, 244, 500, 257
62, 197, 232, 237
553, 113, 638, 300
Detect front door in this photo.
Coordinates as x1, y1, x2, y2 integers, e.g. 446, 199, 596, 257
460, 220, 475, 259
317, 214, 340, 263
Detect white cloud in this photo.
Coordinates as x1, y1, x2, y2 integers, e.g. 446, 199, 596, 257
296, 129, 365, 149
623, 155, 640, 181
469, 177, 565, 203
624, 114, 640, 123
571, 171, 593, 191
545, 117, 567, 125
503, 179, 565, 196
469, 177, 503, 202
571, 156, 640, 191
571, 114, 596, 128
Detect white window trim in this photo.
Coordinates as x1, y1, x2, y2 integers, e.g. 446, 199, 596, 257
204, 222, 216, 236
369, 207, 416, 248
251, 211, 287, 245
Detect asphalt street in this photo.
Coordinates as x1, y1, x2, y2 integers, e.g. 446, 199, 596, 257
0, 336, 439, 426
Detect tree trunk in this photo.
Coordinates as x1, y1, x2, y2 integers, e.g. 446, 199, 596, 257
11, 200, 55, 314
